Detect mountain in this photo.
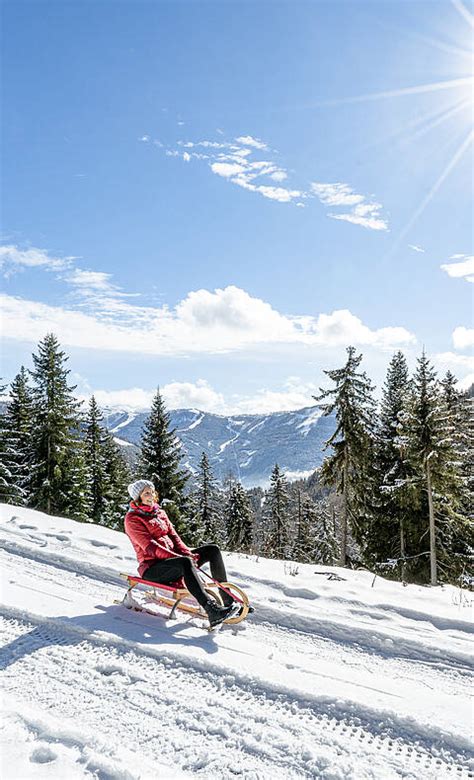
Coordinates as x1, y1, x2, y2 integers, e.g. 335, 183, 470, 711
1, 503, 471, 779
103, 405, 336, 487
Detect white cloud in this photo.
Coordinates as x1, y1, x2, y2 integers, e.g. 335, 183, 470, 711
67, 269, 117, 292
88, 380, 226, 414
182, 152, 191, 162
434, 351, 474, 370
235, 135, 268, 149
0, 281, 416, 356
307, 309, 415, 349
458, 373, 474, 391
0, 245, 75, 275
310, 183, 365, 207
440, 255, 474, 283
409, 244, 425, 253
270, 170, 288, 182
311, 182, 389, 231
210, 162, 247, 178
452, 327, 474, 350
86, 377, 319, 415
139, 135, 150, 142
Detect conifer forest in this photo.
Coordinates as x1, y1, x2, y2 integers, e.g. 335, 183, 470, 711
1, 333, 472, 587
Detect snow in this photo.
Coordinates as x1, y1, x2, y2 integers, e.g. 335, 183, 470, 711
296, 407, 323, 437
109, 413, 137, 435
284, 468, 316, 481
186, 412, 204, 431
1, 504, 473, 780
113, 436, 134, 447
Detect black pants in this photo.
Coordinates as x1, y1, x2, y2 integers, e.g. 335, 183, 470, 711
142, 544, 231, 607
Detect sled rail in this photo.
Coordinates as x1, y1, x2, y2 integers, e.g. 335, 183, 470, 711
117, 572, 250, 625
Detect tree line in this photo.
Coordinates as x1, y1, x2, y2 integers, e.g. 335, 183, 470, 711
1, 334, 472, 585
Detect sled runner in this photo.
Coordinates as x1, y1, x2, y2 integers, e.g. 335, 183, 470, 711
116, 573, 250, 627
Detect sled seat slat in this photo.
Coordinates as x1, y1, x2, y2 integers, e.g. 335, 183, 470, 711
120, 573, 189, 598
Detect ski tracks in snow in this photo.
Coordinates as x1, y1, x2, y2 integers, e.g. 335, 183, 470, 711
1, 530, 473, 780
1, 612, 473, 780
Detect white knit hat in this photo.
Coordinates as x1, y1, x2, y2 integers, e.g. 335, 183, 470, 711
128, 479, 155, 501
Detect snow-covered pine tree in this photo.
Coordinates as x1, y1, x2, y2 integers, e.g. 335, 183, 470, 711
100, 430, 130, 530
3, 367, 35, 504
137, 388, 189, 533
367, 351, 413, 579
0, 380, 24, 504
262, 464, 290, 559
84, 396, 108, 524
28, 333, 90, 521
314, 346, 376, 566
292, 491, 317, 563
439, 371, 473, 581
189, 452, 224, 546
400, 352, 465, 585
313, 497, 338, 565
225, 478, 254, 553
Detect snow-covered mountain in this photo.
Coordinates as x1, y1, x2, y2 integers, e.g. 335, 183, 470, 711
103, 405, 336, 487
1, 504, 473, 779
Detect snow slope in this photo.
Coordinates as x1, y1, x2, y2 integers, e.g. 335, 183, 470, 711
0, 504, 473, 780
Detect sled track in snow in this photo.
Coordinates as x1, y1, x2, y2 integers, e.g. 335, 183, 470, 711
2, 537, 472, 674
1, 611, 473, 780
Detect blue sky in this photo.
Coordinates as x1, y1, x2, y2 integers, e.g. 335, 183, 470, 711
1, 0, 473, 414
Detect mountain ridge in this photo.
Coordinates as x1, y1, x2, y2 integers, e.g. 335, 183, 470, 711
103, 404, 335, 488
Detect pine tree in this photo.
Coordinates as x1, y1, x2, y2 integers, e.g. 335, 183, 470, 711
400, 353, 465, 584
189, 452, 224, 546
101, 431, 130, 530
0, 380, 24, 504
292, 491, 316, 563
28, 333, 90, 521
225, 479, 254, 552
262, 464, 290, 559
314, 346, 376, 566
84, 396, 107, 524
83, 396, 130, 529
137, 388, 189, 531
367, 351, 413, 578
313, 498, 338, 564
3, 367, 35, 504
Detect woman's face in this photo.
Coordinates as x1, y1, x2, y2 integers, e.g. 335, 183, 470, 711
139, 486, 155, 506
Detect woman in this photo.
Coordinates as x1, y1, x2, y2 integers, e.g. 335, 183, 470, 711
124, 479, 239, 627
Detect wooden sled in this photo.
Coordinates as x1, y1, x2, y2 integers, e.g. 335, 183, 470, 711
116, 573, 250, 625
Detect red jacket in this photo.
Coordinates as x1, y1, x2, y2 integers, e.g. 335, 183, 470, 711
124, 502, 193, 577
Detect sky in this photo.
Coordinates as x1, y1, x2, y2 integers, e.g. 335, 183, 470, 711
1, 0, 473, 415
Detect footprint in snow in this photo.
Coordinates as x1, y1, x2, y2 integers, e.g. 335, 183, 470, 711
30, 747, 57, 764
89, 540, 118, 550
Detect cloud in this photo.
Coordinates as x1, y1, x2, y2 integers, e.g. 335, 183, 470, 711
0, 276, 416, 357
158, 132, 390, 227
409, 244, 425, 253
440, 254, 474, 283
85, 377, 320, 415
310, 183, 365, 207
311, 183, 389, 231
458, 373, 474, 391
0, 245, 75, 275
234, 135, 268, 149
211, 162, 247, 178
452, 326, 474, 349
435, 351, 474, 370
67, 269, 119, 292
88, 380, 226, 414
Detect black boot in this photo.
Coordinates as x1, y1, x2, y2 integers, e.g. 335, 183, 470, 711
204, 599, 239, 628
